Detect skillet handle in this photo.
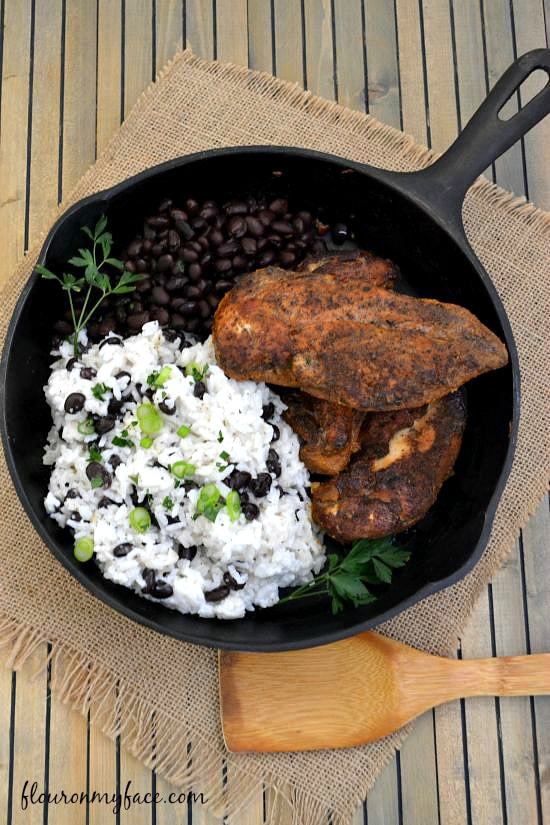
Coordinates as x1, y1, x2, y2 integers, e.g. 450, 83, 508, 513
405, 48, 550, 224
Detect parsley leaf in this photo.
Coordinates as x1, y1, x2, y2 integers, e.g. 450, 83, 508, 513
88, 444, 102, 462
90, 476, 103, 489
162, 496, 174, 510
112, 435, 134, 448
92, 383, 109, 400
278, 537, 411, 615
217, 431, 224, 443
219, 450, 230, 461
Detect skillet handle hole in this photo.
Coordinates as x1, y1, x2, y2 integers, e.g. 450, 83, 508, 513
498, 68, 550, 121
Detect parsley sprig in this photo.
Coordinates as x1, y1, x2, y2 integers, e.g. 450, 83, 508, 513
278, 538, 411, 615
37, 215, 142, 356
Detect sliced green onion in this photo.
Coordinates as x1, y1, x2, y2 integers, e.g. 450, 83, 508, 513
177, 424, 191, 438
140, 436, 153, 449
155, 366, 172, 386
162, 496, 174, 510
185, 362, 207, 382
171, 460, 196, 479
136, 402, 163, 435
77, 418, 95, 435
226, 490, 241, 522
74, 536, 94, 562
129, 507, 151, 533
196, 483, 220, 514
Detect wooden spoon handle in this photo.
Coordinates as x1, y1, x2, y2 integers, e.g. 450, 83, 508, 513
455, 653, 550, 697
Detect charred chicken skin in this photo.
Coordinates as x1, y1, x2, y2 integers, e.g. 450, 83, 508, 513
281, 390, 365, 475
311, 390, 467, 541
213, 267, 508, 411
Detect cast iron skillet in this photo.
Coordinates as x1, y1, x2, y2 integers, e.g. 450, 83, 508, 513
1, 51, 549, 651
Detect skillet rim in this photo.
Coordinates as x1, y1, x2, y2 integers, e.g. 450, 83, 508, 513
0, 145, 520, 651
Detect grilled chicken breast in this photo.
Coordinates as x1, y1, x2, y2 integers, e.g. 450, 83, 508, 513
311, 390, 467, 541
281, 390, 365, 475
213, 267, 508, 410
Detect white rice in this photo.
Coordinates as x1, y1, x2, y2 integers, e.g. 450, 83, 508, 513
43, 321, 325, 619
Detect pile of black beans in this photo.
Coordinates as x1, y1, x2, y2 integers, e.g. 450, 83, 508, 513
53, 195, 340, 344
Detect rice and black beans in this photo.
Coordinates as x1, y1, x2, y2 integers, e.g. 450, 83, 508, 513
43, 322, 325, 619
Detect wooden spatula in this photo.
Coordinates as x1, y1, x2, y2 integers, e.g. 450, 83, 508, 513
219, 631, 550, 752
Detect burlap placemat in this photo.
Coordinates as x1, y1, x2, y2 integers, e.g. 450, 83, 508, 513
1, 51, 549, 825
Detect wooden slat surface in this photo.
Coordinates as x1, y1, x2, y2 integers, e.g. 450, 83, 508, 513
0, 2, 549, 824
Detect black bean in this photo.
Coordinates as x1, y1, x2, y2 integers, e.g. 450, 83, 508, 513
175, 218, 195, 240
127, 239, 143, 257
188, 263, 202, 281
193, 380, 206, 399
223, 571, 246, 590
332, 222, 349, 245
151, 580, 173, 599
162, 328, 181, 343
240, 236, 257, 256
258, 208, 275, 226
167, 229, 180, 249
215, 258, 232, 274
156, 254, 174, 272
185, 199, 200, 215
98, 335, 123, 350
270, 424, 280, 442
250, 473, 272, 497
77, 367, 95, 381
181, 246, 199, 263
150, 286, 170, 305
227, 215, 247, 238
262, 402, 275, 420
113, 542, 133, 557
271, 219, 294, 235
258, 249, 275, 266
143, 224, 156, 240
245, 215, 264, 237
158, 198, 172, 212
66, 357, 78, 371
204, 584, 230, 602
86, 461, 112, 487
165, 275, 186, 292
184, 480, 200, 493
136, 277, 153, 293
191, 216, 207, 233
269, 198, 288, 215
207, 293, 220, 309
142, 568, 156, 594
232, 255, 248, 270
179, 300, 198, 316
127, 311, 150, 330
94, 416, 116, 435
224, 200, 247, 215
226, 469, 252, 491
266, 448, 281, 477
178, 544, 197, 561
65, 489, 79, 500
184, 284, 202, 300
171, 313, 185, 329
107, 397, 124, 416
70, 511, 82, 522
242, 502, 260, 521
217, 240, 239, 256
158, 399, 176, 415
209, 229, 224, 247
278, 250, 296, 267
124, 260, 137, 273
148, 215, 169, 228
64, 393, 85, 414
198, 300, 211, 319
53, 320, 73, 335
115, 371, 131, 383
203, 318, 213, 333
200, 204, 218, 223
108, 454, 122, 470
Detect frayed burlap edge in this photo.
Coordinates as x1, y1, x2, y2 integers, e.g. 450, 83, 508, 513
0, 49, 549, 825
0, 611, 409, 825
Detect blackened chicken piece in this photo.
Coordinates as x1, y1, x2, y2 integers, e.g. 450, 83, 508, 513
214, 268, 508, 411
311, 390, 466, 541
281, 389, 364, 475
296, 248, 399, 290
